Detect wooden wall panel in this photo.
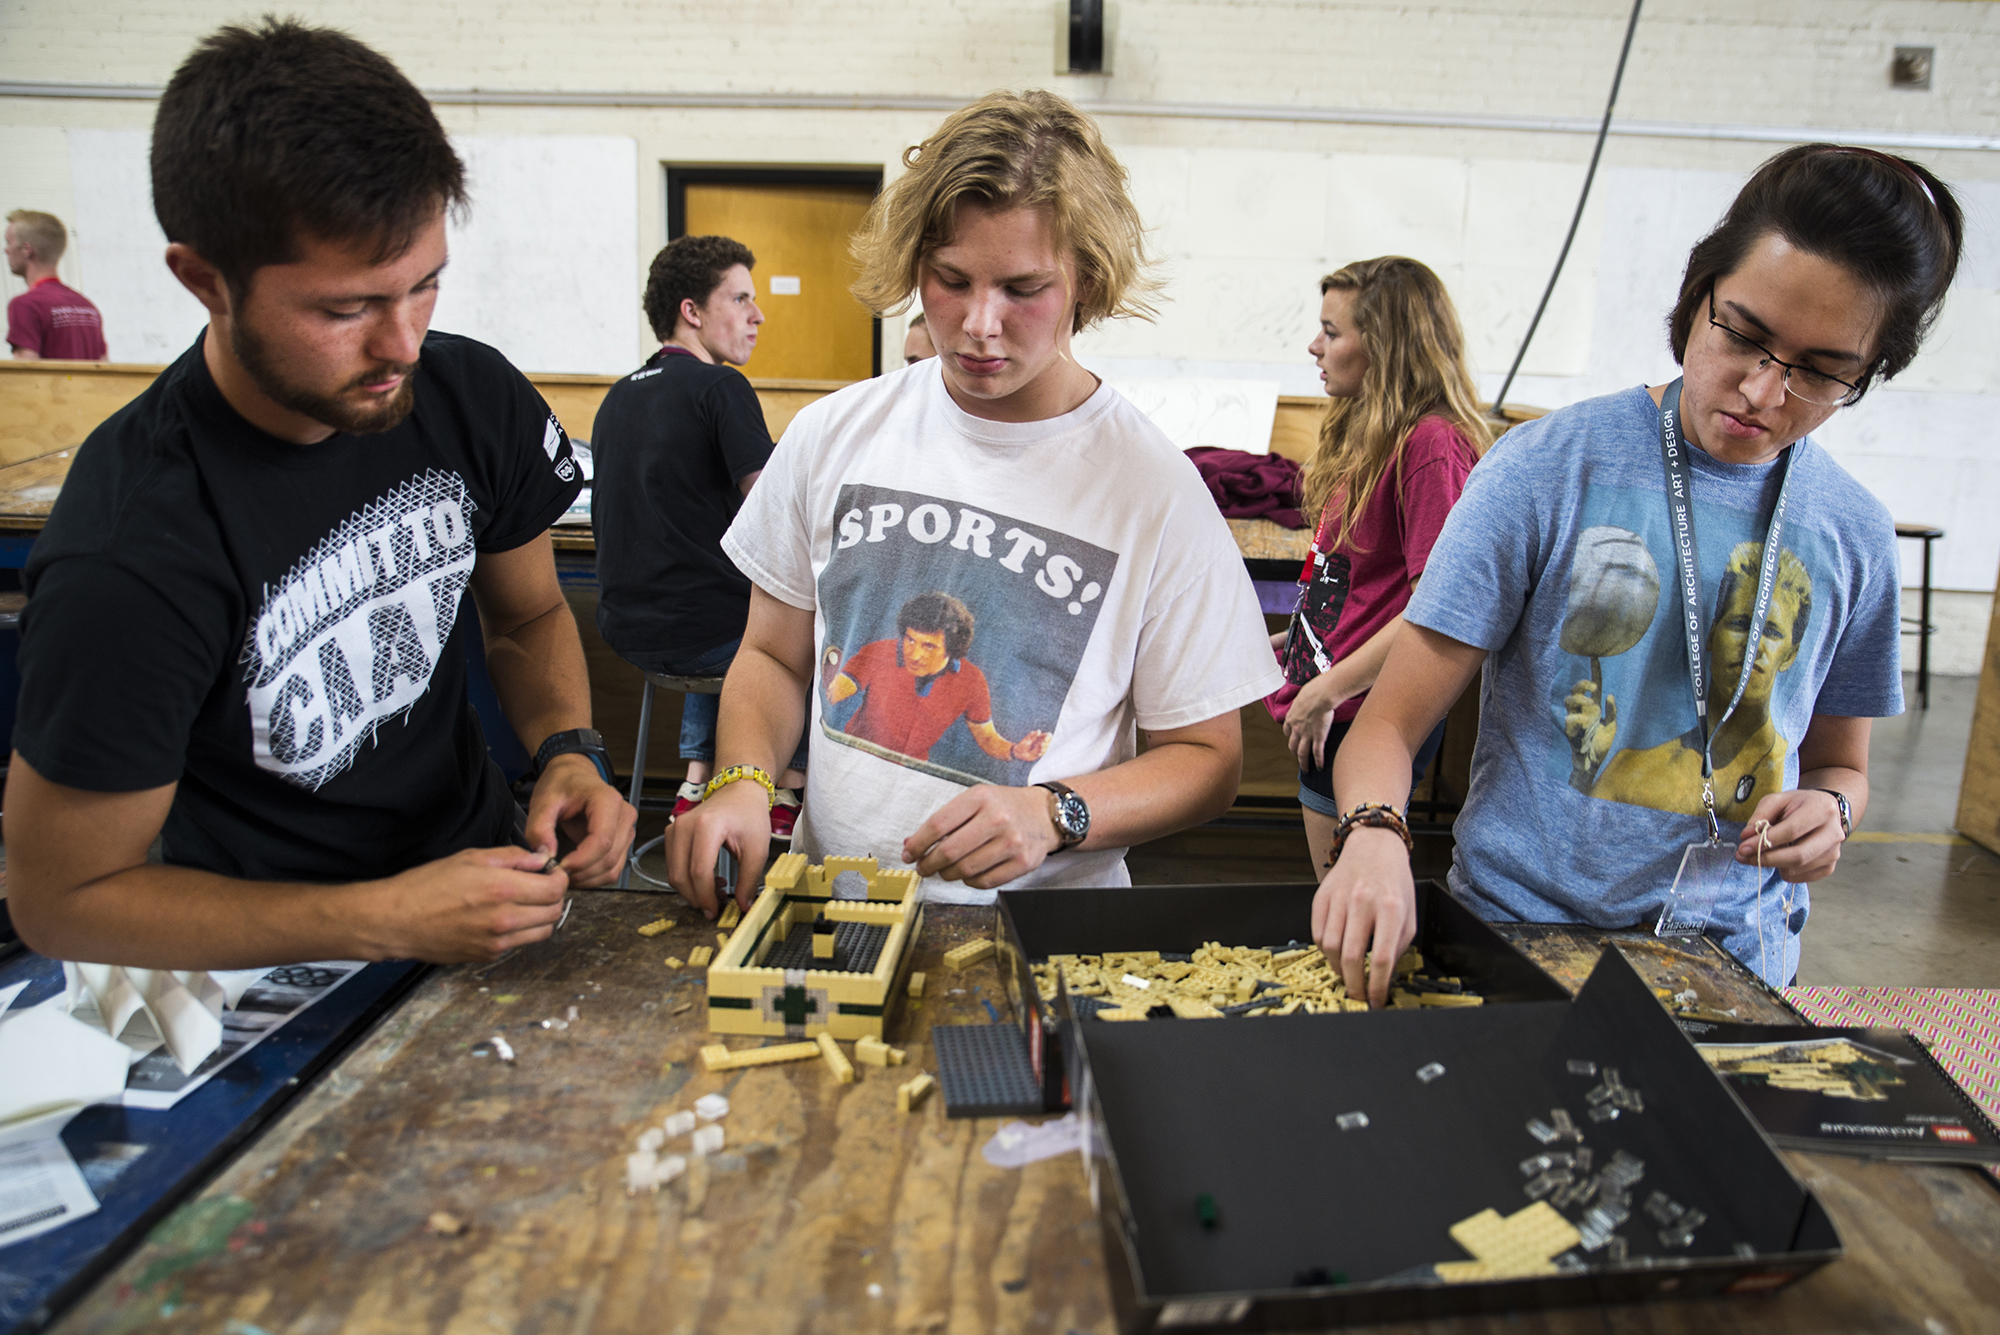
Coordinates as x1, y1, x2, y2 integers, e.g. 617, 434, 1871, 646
1955, 573, 2000, 852
0, 360, 162, 466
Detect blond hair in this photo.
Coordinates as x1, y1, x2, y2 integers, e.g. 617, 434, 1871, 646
6, 210, 67, 264
1300, 256, 1493, 551
849, 89, 1160, 332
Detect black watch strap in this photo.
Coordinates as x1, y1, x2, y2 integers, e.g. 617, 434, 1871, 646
1814, 788, 1853, 839
536, 728, 613, 784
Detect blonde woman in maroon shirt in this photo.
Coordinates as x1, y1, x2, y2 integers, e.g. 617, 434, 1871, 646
1268, 257, 1492, 872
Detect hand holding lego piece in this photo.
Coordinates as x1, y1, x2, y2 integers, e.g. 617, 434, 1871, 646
1311, 825, 1418, 1009
904, 785, 1063, 891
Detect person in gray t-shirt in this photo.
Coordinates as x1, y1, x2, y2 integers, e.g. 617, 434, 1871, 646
1314, 145, 1964, 998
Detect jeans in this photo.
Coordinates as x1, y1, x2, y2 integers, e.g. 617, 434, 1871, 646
1297, 718, 1446, 818
627, 637, 808, 774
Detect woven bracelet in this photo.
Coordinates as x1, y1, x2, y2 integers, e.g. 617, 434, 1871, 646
1326, 802, 1414, 869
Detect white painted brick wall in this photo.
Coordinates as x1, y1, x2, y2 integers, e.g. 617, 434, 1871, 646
3, 1, 1998, 136
4, 0, 1999, 662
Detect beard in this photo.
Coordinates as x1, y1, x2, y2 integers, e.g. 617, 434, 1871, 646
231, 317, 418, 436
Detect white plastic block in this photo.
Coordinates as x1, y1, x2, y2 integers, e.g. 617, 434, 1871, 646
694, 1093, 730, 1122
691, 1124, 725, 1156
637, 1127, 666, 1151
663, 1110, 696, 1137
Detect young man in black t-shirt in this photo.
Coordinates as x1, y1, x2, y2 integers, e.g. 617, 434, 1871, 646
6, 19, 634, 970
592, 236, 807, 837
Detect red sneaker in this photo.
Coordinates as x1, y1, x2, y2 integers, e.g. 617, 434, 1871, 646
668, 780, 705, 824
769, 788, 802, 844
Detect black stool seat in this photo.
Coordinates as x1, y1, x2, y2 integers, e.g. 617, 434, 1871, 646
1895, 522, 1944, 540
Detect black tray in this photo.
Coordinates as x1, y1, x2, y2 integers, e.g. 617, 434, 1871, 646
991, 881, 1840, 1331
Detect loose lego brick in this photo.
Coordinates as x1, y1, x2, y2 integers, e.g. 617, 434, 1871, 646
1196, 1192, 1220, 1230
694, 1093, 730, 1121
663, 1110, 696, 1137
897, 1071, 935, 1112
942, 938, 995, 971
690, 1124, 724, 1156
699, 1041, 820, 1072
718, 901, 741, 929
816, 1032, 856, 1084
716, 932, 731, 948
637, 918, 673, 937
855, 1035, 893, 1067
664, 956, 684, 968
688, 945, 714, 968
1419, 992, 1485, 1007
908, 971, 926, 999
812, 916, 837, 960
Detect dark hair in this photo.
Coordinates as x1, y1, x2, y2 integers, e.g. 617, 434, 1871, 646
1670, 144, 1962, 399
151, 17, 466, 295
643, 235, 756, 340
897, 591, 974, 659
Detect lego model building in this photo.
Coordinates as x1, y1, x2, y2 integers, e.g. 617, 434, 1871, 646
705, 853, 923, 1041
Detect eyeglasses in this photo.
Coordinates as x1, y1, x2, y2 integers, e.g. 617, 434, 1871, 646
1706, 294, 1864, 408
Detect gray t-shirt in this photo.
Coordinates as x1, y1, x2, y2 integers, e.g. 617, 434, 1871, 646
1406, 385, 1903, 984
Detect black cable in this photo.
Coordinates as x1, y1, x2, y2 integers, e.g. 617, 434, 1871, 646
1489, 0, 1646, 420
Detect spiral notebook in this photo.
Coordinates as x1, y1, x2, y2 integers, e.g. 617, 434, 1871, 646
1685, 1020, 2000, 1165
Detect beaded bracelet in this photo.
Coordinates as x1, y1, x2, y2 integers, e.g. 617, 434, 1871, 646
703, 765, 776, 807
1325, 801, 1414, 870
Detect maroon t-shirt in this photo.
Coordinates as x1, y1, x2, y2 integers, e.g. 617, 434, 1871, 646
839, 637, 994, 761
1266, 414, 1478, 723
7, 278, 107, 360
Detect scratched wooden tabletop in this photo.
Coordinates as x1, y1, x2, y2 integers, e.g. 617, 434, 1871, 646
51, 894, 2000, 1335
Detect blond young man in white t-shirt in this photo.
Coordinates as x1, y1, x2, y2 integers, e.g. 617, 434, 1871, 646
666, 90, 1282, 913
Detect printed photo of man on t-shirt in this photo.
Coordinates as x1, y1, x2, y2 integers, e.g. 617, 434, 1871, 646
821, 590, 1053, 778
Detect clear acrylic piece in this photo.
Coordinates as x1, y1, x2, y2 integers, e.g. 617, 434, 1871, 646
1657, 840, 1737, 938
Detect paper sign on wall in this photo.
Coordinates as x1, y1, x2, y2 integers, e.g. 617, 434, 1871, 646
769, 276, 802, 295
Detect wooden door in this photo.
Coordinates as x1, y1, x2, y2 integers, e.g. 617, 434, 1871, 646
682, 181, 877, 382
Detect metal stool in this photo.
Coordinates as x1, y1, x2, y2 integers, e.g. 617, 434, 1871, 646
620, 670, 726, 890
1895, 522, 1943, 711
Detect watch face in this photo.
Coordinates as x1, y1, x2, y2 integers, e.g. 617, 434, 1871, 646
1056, 792, 1089, 838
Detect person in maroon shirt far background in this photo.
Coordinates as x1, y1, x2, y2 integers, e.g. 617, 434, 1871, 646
6, 209, 108, 361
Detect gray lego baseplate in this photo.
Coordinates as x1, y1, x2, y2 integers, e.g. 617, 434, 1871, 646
762, 920, 891, 974
932, 1022, 1044, 1118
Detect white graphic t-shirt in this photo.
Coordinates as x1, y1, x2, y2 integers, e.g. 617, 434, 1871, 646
723, 361, 1283, 903
18, 331, 581, 882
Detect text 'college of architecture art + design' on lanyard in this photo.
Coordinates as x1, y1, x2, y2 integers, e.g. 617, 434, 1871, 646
1654, 378, 1795, 938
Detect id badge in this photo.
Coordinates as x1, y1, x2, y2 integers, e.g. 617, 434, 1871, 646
1657, 840, 1737, 938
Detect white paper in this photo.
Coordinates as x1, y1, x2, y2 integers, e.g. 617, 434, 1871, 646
118, 961, 364, 1110
0, 1136, 100, 1249
0, 1005, 135, 1139
981, 1113, 1084, 1168
0, 981, 28, 1018
769, 275, 801, 295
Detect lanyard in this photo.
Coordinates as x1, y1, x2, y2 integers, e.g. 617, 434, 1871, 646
1655, 378, 1796, 843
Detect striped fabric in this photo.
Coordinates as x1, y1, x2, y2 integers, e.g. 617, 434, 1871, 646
1784, 986, 2000, 1178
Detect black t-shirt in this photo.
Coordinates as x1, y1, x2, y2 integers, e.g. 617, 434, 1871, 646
589, 347, 774, 659
16, 331, 582, 883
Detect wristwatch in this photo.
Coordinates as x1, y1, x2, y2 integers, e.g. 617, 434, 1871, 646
1814, 788, 1853, 839
1037, 781, 1090, 852
534, 728, 614, 784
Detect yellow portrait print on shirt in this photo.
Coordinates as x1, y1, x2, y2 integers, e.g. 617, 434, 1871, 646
1563, 540, 1812, 823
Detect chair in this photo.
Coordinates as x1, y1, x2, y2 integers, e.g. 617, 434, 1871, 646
620, 670, 726, 890
1895, 523, 1944, 711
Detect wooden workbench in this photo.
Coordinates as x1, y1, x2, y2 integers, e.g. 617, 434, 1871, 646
48, 897, 2000, 1334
